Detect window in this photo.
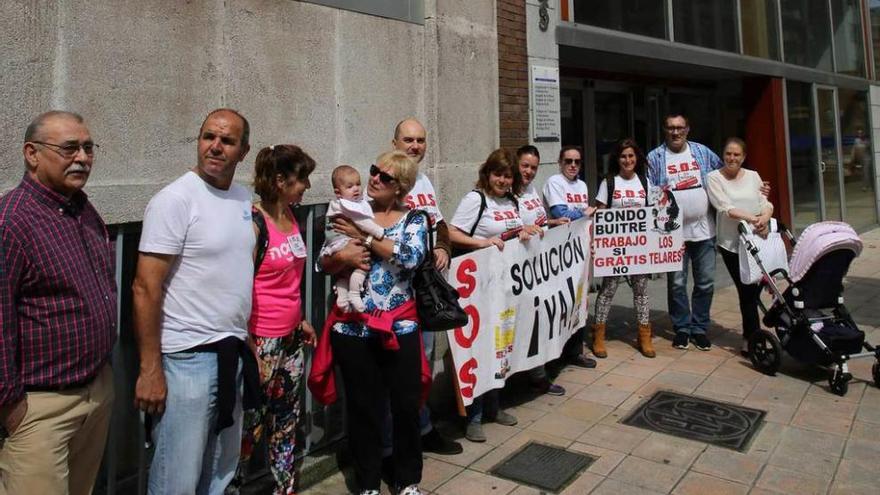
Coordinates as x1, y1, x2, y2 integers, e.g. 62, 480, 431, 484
740, 0, 780, 60
572, 0, 667, 39
832, 0, 866, 77
871, 0, 880, 78
300, 0, 424, 25
672, 0, 738, 52
781, 0, 833, 71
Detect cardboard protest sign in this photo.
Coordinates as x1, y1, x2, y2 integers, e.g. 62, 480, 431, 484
446, 219, 591, 407
593, 188, 684, 277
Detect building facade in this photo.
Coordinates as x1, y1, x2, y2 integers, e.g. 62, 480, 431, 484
4, 0, 880, 492
512, 0, 880, 233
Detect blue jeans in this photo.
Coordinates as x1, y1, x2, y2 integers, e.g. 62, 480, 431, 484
667, 238, 716, 336
148, 351, 243, 495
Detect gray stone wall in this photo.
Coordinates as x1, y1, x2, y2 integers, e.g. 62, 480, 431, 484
1, 0, 498, 224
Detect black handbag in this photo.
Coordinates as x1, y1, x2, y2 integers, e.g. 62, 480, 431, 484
406, 210, 469, 331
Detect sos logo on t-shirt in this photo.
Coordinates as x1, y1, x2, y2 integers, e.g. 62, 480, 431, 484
404, 173, 444, 228
492, 207, 522, 232
565, 193, 589, 206
665, 146, 702, 191
520, 198, 547, 225
612, 188, 646, 208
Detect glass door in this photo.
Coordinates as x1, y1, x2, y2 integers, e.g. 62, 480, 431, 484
591, 88, 631, 188
814, 86, 844, 221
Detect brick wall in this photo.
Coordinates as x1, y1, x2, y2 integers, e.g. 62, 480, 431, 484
497, 0, 530, 150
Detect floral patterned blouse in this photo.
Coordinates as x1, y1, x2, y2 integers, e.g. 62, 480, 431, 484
332, 211, 428, 338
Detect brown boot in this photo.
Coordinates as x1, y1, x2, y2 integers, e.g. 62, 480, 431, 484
638, 323, 656, 358
592, 323, 607, 358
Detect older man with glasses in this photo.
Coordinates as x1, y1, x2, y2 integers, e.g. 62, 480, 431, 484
646, 114, 723, 351
0, 111, 116, 495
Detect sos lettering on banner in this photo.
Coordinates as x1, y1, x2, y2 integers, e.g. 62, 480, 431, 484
447, 218, 591, 407
592, 188, 684, 276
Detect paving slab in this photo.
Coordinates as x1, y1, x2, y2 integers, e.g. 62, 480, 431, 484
299, 234, 880, 495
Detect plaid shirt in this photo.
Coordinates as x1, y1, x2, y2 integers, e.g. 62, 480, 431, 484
0, 174, 116, 406
646, 140, 723, 188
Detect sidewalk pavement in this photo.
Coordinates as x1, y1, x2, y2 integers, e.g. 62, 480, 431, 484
305, 228, 880, 495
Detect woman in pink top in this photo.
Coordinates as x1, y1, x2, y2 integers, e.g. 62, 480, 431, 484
230, 145, 317, 495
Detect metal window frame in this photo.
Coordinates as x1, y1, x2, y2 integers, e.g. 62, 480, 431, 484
299, 0, 424, 25
556, 21, 871, 90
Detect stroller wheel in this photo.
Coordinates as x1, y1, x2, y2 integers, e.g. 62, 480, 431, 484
829, 375, 850, 396
749, 330, 782, 375
872, 362, 880, 388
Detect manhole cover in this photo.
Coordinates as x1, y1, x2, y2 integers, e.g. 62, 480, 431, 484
622, 390, 766, 452
490, 442, 595, 492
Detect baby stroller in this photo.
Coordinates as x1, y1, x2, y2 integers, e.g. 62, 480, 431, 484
738, 221, 880, 396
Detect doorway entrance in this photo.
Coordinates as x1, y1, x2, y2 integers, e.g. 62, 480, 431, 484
786, 81, 877, 231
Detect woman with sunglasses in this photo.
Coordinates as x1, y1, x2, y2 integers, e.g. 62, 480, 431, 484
320, 150, 428, 495
543, 145, 598, 369
448, 148, 542, 443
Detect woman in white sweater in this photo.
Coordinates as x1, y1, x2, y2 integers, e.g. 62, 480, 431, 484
706, 138, 773, 354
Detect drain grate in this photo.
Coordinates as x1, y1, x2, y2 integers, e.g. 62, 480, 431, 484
490, 442, 595, 492
622, 390, 766, 452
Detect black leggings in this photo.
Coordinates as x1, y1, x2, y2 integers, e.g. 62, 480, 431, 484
330, 330, 423, 490
719, 248, 762, 340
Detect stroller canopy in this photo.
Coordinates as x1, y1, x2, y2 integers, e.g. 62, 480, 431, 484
789, 221, 862, 283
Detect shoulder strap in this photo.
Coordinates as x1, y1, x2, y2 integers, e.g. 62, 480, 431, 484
638, 173, 650, 206
468, 190, 487, 237
252, 207, 269, 274
605, 173, 616, 207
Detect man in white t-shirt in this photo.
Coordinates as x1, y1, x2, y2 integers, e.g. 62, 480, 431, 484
392, 119, 462, 456
646, 114, 722, 351
132, 109, 255, 494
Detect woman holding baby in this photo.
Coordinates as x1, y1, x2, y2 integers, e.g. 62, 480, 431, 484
319, 150, 430, 495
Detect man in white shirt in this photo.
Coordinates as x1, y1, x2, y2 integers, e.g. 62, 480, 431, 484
390, 118, 462, 456
646, 114, 722, 351
133, 109, 256, 494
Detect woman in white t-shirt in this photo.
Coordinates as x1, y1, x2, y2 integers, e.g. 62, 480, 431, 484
543, 145, 597, 369
515, 145, 568, 397
449, 148, 542, 443
593, 139, 655, 359
706, 138, 773, 355
543, 145, 597, 221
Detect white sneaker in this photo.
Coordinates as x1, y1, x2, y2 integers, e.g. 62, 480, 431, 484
398, 485, 423, 495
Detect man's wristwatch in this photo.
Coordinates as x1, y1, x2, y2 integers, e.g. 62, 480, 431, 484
364, 235, 374, 250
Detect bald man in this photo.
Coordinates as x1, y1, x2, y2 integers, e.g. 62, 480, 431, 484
391, 119, 461, 456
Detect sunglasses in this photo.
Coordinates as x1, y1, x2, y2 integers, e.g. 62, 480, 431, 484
370, 164, 397, 184
563, 158, 582, 165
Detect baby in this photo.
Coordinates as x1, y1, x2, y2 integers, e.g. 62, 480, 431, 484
321, 165, 386, 312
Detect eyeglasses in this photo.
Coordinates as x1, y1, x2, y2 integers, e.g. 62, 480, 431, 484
665, 126, 689, 133
370, 164, 397, 184
563, 158, 582, 165
30, 141, 98, 159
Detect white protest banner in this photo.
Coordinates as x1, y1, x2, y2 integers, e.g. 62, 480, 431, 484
592, 188, 684, 277
446, 218, 591, 407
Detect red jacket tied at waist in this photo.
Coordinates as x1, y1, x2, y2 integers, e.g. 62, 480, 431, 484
307, 300, 432, 405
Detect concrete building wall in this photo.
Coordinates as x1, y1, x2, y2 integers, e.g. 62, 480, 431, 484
1, 0, 498, 224
526, 0, 561, 186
